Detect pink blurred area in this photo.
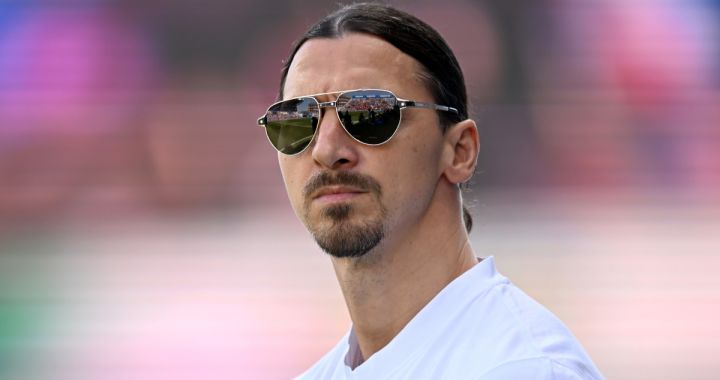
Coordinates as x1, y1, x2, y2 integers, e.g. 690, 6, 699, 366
0, 1, 719, 379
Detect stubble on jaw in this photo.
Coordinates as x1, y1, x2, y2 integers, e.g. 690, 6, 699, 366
302, 172, 387, 259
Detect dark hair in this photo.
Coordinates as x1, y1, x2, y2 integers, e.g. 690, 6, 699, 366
278, 2, 473, 233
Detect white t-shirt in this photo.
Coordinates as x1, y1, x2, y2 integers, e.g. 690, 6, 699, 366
297, 257, 604, 379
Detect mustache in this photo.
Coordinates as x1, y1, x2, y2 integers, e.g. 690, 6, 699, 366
303, 171, 382, 200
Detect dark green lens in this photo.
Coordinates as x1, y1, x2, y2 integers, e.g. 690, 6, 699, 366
265, 97, 319, 154
336, 90, 400, 145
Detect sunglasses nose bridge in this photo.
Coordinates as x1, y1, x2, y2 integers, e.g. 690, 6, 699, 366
317, 100, 345, 131
317, 101, 337, 108
317, 100, 338, 119
315, 100, 346, 140
310, 101, 360, 169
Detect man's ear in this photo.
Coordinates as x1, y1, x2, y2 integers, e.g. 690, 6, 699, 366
441, 119, 480, 184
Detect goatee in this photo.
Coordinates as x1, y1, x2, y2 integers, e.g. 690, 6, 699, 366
303, 172, 386, 258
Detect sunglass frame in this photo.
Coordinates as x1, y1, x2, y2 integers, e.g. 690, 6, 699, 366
257, 88, 459, 155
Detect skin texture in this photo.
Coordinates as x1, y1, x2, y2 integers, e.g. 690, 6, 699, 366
278, 33, 480, 364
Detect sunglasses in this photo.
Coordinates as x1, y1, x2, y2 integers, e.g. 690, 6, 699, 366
257, 89, 459, 155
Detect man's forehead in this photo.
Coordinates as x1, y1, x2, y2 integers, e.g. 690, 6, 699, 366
283, 34, 425, 100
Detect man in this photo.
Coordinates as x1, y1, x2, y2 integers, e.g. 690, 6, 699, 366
256, 3, 604, 379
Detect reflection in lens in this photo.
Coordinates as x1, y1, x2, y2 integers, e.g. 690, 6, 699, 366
337, 90, 399, 145
265, 97, 319, 154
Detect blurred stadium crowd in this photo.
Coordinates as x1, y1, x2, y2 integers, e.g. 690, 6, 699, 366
1, 0, 718, 235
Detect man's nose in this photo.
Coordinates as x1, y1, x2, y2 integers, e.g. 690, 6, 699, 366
311, 110, 359, 170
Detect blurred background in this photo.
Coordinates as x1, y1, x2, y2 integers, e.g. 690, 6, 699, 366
0, 0, 718, 379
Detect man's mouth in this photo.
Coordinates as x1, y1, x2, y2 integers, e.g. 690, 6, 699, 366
312, 186, 366, 203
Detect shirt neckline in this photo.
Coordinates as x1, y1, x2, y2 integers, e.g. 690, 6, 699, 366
343, 256, 505, 377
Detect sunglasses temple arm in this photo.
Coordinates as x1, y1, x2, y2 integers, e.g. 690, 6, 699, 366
399, 100, 459, 115
257, 116, 267, 126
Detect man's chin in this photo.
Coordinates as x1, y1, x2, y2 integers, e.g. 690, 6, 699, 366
320, 203, 352, 222
311, 220, 385, 259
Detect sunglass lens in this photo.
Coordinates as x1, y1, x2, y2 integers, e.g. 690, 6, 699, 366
336, 90, 400, 145
265, 97, 319, 154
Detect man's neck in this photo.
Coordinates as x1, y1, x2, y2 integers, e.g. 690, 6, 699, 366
330, 196, 477, 364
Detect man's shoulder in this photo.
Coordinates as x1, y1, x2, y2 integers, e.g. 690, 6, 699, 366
453, 278, 604, 379
475, 357, 601, 380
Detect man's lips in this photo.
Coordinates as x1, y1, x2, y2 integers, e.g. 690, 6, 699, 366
312, 186, 367, 203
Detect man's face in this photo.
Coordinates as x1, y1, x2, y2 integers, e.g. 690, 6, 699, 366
279, 33, 446, 259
